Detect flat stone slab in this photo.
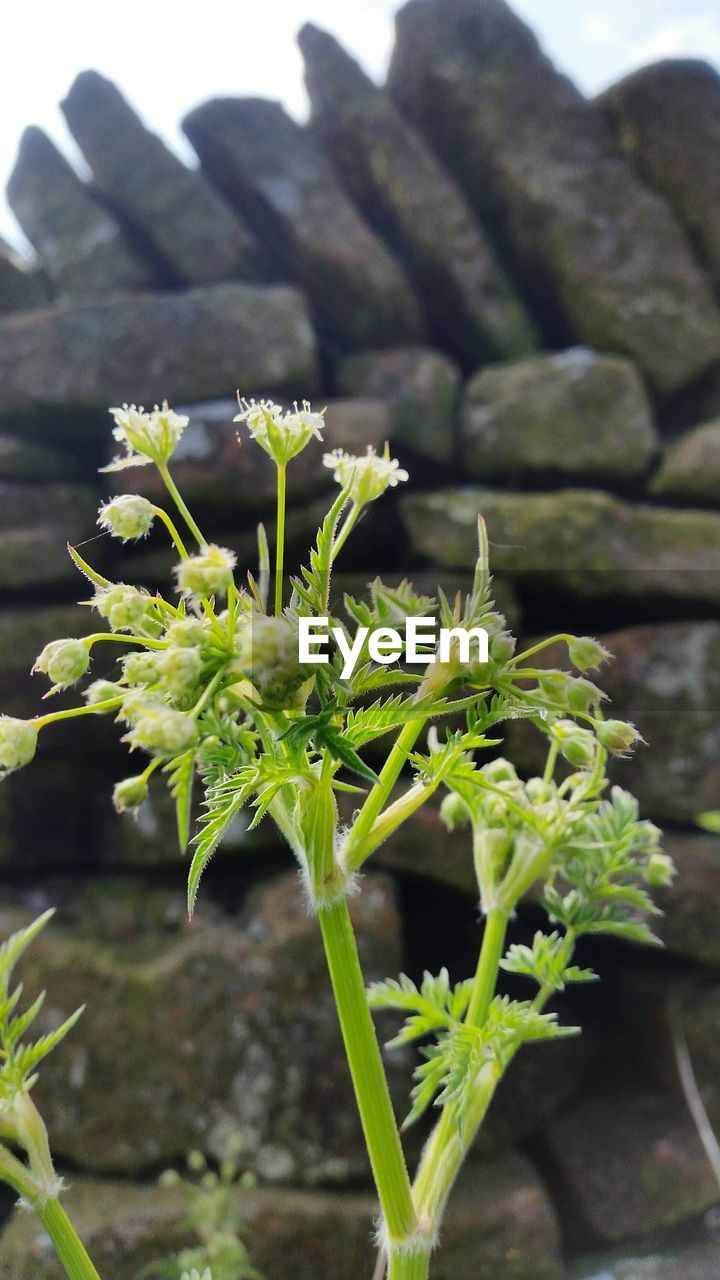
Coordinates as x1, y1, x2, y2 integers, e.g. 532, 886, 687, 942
61, 71, 259, 286
388, 0, 720, 395
650, 419, 720, 506
7, 127, 157, 298
601, 59, 720, 291
300, 22, 536, 364
461, 347, 658, 482
0, 283, 318, 425
401, 487, 720, 605
183, 97, 425, 349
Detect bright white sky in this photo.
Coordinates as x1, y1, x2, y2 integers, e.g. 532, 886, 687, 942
2, 0, 720, 251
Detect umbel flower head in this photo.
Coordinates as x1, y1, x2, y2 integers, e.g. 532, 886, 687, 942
323, 443, 409, 508
0, 716, 38, 776
98, 494, 156, 542
103, 402, 189, 471
234, 397, 325, 466
176, 544, 237, 599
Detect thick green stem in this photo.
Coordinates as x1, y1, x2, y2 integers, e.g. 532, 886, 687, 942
275, 462, 286, 616
465, 910, 509, 1027
317, 898, 416, 1245
387, 1248, 431, 1280
39, 1199, 103, 1280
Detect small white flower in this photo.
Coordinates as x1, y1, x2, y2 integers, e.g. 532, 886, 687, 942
323, 443, 409, 507
98, 494, 156, 541
102, 402, 189, 472
234, 397, 325, 465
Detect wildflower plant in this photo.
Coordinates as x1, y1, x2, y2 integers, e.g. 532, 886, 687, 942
147, 1151, 262, 1280
0, 396, 673, 1280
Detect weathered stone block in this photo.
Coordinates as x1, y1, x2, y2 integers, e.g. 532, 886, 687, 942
0, 235, 48, 314
183, 97, 424, 349
337, 346, 460, 463
388, 0, 720, 394
650, 419, 720, 506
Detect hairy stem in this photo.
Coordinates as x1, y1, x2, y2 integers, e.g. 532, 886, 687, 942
39, 1199, 103, 1280
158, 464, 205, 548
317, 898, 416, 1245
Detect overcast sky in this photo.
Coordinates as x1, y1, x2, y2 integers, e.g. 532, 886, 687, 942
3, 0, 720, 251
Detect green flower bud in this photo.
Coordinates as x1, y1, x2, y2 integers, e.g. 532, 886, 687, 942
236, 615, 311, 710
118, 689, 165, 725
0, 716, 38, 775
98, 494, 155, 541
165, 619, 208, 649
552, 719, 597, 770
113, 775, 149, 813
596, 719, 643, 755
176, 545, 236, 598
33, 638, 90, 689
94, 584, 153, 633
84, 679, 124, 705
440, 791, 472, 831
158, 646, 203, 698
568, 636, 611, 672
489, 630, 516, 664
122, 651, 161, 687
482, 758, 519, 787
127, 708, 198, 754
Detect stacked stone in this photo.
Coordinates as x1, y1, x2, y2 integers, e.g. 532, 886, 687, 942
1, 1, 720, 1276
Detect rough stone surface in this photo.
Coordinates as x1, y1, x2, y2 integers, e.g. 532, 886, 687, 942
0, 873, 406, 1180
654, 834, 720, 966
337, 346, 460, 462
0, 284, 318, 425
461, 348, 658, 482
61, 71, 259, 286
0, 485, 96, 590
650, 419, 720, 506
114, 396, 391, 520
570, 1241, 720, 1280
677, 981, 720, 1143
401, 488, 720, 606
0, 1153, 562, 1280
0, 432, 79, 481
7, 127, 156, 299
601, 60, 720, 290
0, 236, 48, 314
388, 0, 720, 395
183, 97, 425, 349
300, 23, 536, 364
542, 1091, 719, 1242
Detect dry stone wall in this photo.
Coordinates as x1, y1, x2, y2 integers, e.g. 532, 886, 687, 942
1, 0, 720, 1275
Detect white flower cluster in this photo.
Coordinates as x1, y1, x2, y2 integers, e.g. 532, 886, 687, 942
104, 402, 189, 471
323, 444, 409, 507
234, 397, 325, 465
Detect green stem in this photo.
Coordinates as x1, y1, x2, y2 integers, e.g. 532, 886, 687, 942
275, 463, 286, 616
34, 697, 124, 728
153, 505, 189, 558
343, 719, 426, 872
39, 1199, 103, 1280
465, 909, 509, 1028
388, 1249, 431, 1280
332, 502, 361, 560
317, 898, 416, 1246
158, 464, 205, 548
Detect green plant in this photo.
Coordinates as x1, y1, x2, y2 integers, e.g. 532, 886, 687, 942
0, 398, 673, 1280
144, 1151, 262, 1280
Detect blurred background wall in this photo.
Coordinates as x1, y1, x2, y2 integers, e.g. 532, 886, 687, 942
0, 1, 720, 1277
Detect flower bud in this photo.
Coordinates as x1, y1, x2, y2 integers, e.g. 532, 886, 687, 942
175, 545, 236, 598
122, 651, 161, 687
94, 584, 152, 633
127, 708, 198, 754
84, 679, 124, 705
0, 717, 38, 774
236, 615, 311, 709
568, 636, 611, 672
489, 630, 516, 664
158, 647, 203, 698
165, 619, 207, 649
33, 638, 90, 689
98, 494, 155, 541
440, 791, 472, 831
113, 775, 149, 813
596, 719, 643, 755
552, 719, 597, 770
